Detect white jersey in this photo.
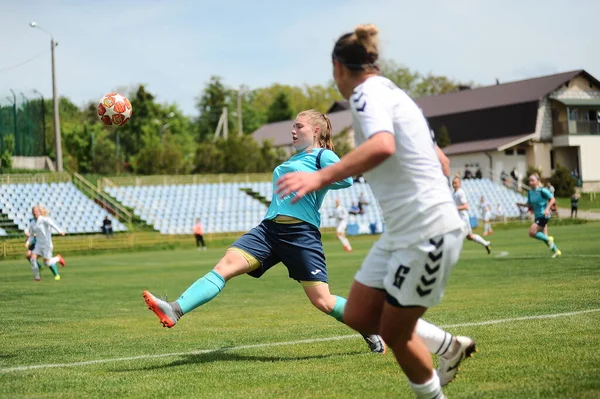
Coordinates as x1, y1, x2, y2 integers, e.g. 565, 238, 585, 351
334, 205, 348, 224
453, 188, 470, 220
480, 201, 491, 220
349, 76, 463, 248
26, 216, 64, 248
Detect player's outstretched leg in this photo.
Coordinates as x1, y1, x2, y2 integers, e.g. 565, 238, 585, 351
303, 285, 386, 354
416, 319, 477, 386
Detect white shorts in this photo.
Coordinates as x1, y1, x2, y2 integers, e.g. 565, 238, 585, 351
483, 212, 491, 222
460, 214, 472, 235
32, 245, 53, 259
336, 221, 347, 234
354, 228, 464, 308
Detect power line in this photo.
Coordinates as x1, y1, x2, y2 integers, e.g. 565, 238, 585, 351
0, 49, 50, 74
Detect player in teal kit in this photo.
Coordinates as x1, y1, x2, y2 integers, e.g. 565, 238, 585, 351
142, 109, 387, 353
517, 174, 562, 258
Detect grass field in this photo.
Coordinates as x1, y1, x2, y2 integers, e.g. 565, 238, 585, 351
1, 223, 599, 398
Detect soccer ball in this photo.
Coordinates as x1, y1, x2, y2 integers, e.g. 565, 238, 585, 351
97, 92, 132, 127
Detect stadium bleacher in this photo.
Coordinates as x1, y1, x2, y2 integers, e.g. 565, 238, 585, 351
0, 182, 128, 235
103, 178, 526, 235
105, 183, 269, 235
461, 178, 527, 219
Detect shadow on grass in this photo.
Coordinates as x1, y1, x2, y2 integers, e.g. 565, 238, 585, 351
113, 349, 365, 372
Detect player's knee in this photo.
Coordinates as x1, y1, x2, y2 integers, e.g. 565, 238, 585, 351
309, 296, 334, 314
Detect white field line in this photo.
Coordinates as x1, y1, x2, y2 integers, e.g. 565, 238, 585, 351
1, 308, 599, 373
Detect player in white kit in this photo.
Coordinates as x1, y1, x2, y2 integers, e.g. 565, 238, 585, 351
480, 196, 493, 236
26, 205, 66, 281
277, 24, 476, 399
452, 177, 491, 254
333, 199, 352, 251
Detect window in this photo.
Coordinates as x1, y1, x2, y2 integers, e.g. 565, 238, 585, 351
550, 150, 555, 169
504, 149, 514, 156
516, 148, 526, 155
569, 108, 579, 120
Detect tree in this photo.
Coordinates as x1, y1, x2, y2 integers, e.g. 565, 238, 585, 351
118, 85, 160, 159
195, 76, 233, 142
436, 126, 451, 148
266, 92, 294, 123
1, 134, 14, 170
332, 127, 353, 158
550, 165, 576, 197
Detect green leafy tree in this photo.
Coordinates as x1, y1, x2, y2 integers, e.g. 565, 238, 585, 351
195, 76, 233, 142
257, 139, 288, 171
120, 85, 160, 158
1, 134, 15, 169
266, 92, 294, 123
333, 128, 353, 158
550, 165, 576, 197
193, 142, 225, 173
436, 126, 451, 148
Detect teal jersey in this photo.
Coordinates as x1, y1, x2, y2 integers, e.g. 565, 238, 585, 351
264, 148, 352, 228
527, 187, 553, 218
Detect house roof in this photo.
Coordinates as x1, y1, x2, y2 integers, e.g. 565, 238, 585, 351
252, 70, 599, 147
325, 70, 599, 118
252, 110, 353, 147
442, 133, 536, 156
418, 70, 599, 117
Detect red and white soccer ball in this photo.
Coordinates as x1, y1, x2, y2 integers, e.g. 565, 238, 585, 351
97, 92, 132, 127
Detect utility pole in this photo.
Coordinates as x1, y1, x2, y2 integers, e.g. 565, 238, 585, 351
30, 22, 63, 171
237, 85, 243, 136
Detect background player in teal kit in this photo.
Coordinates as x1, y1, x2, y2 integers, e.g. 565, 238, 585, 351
517, 174, 562, 258
143, 109, 387, 353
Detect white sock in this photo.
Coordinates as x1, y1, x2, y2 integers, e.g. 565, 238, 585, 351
471, 234, 488, 246
416, 319, 454, 356
48, 256, 59, 265
338, 236, 351, 248
30, 258, 40, 279
408, 371, 445, 399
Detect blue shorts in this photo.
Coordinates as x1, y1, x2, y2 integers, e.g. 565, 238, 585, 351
535, 216, 550, 228
231, 219, 328, 283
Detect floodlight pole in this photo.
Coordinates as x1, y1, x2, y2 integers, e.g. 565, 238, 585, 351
30, 22, 63, 172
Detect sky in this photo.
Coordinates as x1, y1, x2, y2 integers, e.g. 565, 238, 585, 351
2, 0, 599, 116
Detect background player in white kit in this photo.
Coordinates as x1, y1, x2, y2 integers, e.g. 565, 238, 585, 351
277, 24, 476, 399
480, 196, 493, 236
332, 198, 352, 251
452, 177, 491, 254
26, 205, 66, 281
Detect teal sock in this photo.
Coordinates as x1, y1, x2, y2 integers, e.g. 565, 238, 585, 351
37, 260, 42, 270
328, 295, 347, 323
535, 231, 549, 243
176, 270, 226, 314
48, 264, 59, 277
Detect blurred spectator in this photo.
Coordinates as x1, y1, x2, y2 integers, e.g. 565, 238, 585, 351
193, 218, 207, 251
501, 170, 510, 186
571, 193, 580, 218
358, 192, 369, 214
475, 168, 482, 179
349, 203, 361, 215
546, 181, 555, 195
511, 167, 521, 190
463, 166, 473, 179
101, 216, 113, 237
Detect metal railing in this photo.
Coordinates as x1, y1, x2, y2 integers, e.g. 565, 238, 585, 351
104, 173, 272, 187
0, 172, 71, 185
72, 172, 132, 225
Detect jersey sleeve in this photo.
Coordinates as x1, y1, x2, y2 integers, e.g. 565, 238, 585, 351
41, 216, 64, 234
319, 149, 352, 190
350, 90, 394, 139
540, 188, 553, 200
